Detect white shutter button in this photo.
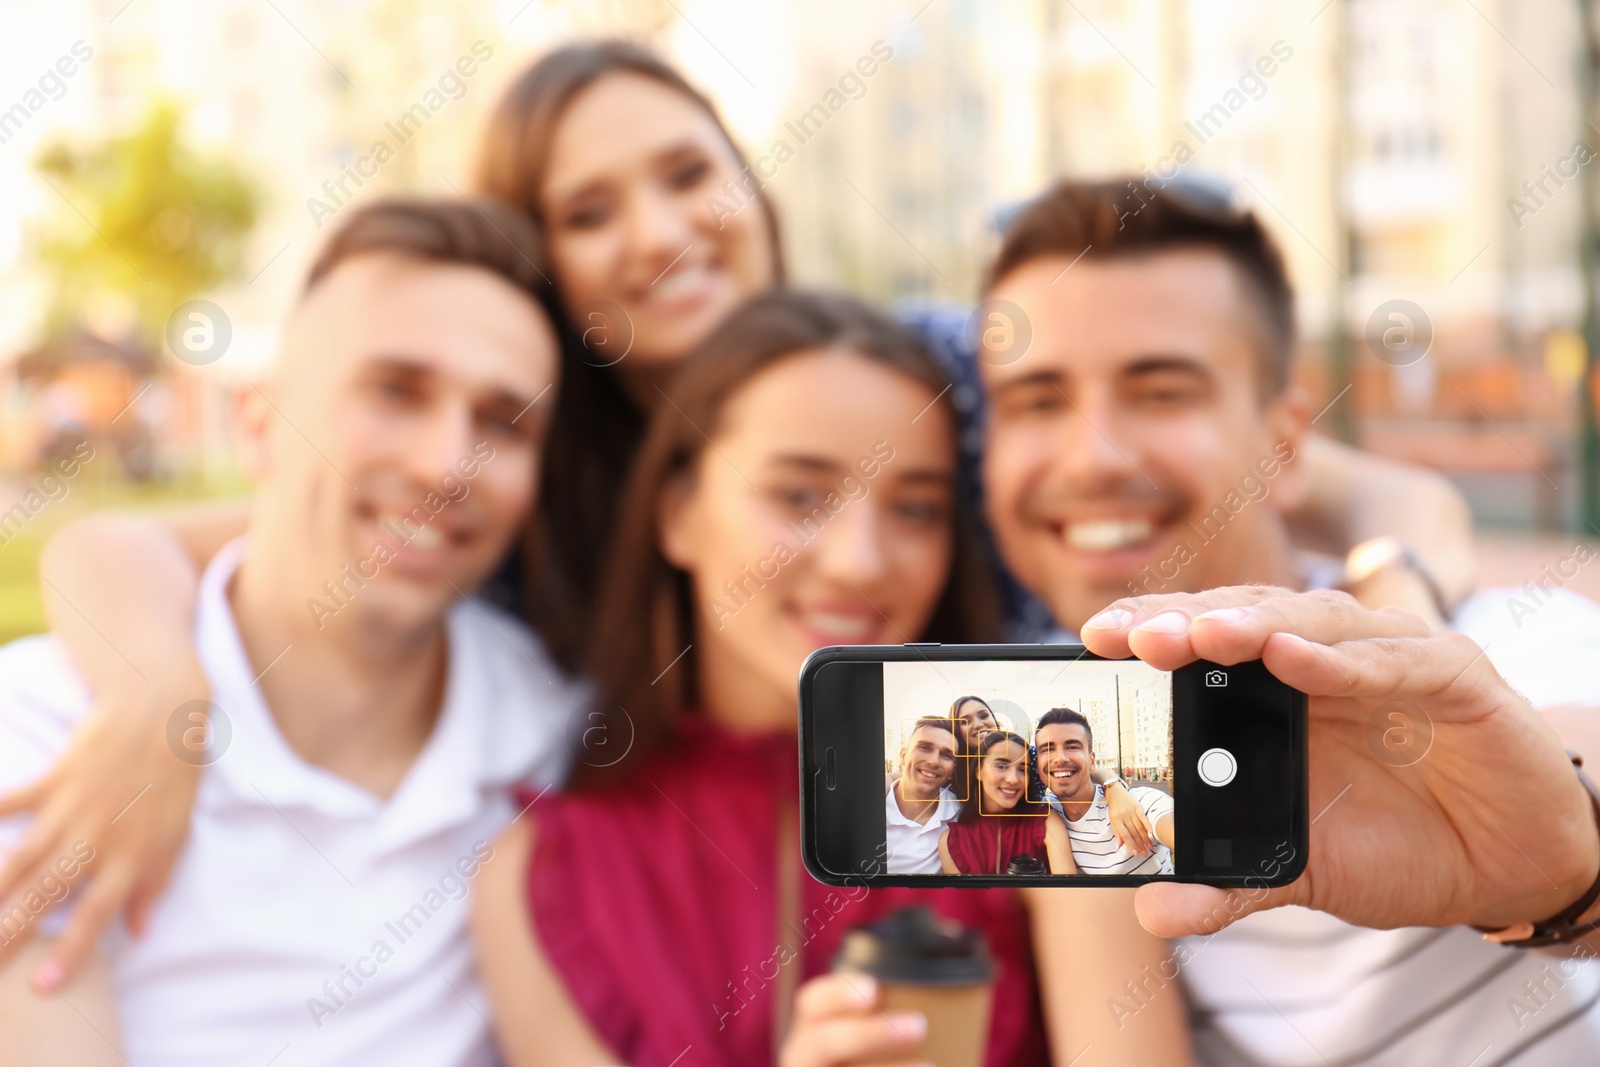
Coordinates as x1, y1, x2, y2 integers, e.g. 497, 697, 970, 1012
1198, 747, 1237, 787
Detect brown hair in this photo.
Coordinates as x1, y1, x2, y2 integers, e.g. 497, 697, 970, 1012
576, 289, 999, 786
988, 177, 1296, 396
476, 39, 783, 265
305, 196, 555, 313
475, 39, 787, 671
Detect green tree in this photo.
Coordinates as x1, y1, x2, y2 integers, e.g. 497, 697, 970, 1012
33, 101, 259, 353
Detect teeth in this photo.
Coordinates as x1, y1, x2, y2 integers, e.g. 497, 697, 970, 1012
800, 611, 876, 639
407, 524, 443, 549
653, 265, 709, 300
1065, 518, 1153, 552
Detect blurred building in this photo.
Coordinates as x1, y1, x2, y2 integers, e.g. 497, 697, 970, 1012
766, 0, 1590, 528
1, 0, 1593, 526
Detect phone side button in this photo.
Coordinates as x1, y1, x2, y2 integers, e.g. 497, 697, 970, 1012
902, 642, 941, 648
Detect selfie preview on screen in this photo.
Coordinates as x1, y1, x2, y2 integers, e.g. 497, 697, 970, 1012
883, 659, 1174, 878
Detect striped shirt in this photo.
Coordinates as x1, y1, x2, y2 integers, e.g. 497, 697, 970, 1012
1178, 587, 1600, 1066
1048, 783, 1175, 875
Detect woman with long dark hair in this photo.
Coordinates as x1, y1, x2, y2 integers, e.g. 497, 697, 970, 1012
938, 731, 1074, 876
470, 289, 1187, 1066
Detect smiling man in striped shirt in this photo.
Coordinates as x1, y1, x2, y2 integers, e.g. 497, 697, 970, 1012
977, 175, 1600, 1066
1034, 706, 1175, 875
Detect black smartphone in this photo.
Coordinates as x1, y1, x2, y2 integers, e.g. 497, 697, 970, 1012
799, 643, 1307, 888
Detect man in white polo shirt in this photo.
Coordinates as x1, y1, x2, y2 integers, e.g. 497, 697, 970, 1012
884, 718, 961, 874
0, 198, 585, 1066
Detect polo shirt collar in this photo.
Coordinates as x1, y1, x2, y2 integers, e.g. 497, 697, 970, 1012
194, 540, 522, 855
885, 784, 958, 827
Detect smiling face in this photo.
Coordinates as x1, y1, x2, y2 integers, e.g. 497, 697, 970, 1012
540, 72, 777, 375
980, 250, 1309, 632
954, 698, 997, 749
239, 255, 556, 636
977, 737, 1029, 812
900, 723, 957, 800
1034, 721, 1094, 804
659, 348, 957, 728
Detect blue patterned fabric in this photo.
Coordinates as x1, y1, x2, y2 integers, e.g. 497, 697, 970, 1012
896, 300, 1057, 640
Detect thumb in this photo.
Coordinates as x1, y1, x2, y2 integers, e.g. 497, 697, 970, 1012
1133, 880, 1307, 938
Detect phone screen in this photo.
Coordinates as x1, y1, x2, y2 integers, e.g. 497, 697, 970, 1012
801, 644, 1306, 888
883, 658, 1174, 878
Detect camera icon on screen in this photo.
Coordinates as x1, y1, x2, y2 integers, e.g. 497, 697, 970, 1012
1205, 669, 1227, 688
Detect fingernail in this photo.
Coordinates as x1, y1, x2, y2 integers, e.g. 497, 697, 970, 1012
888, 1012, 928, 1040
1196, 607, 1249, 623
1082, 608, 1133, 631
847, 975, 878, 1002
1135, 611, 1189, 634
32, 960, 62, 992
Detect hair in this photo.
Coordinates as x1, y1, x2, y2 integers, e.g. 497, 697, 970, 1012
987, 177, 1296, 397
906, 717, 957, 744
474, 39, 787, 672
949, 695, 993, 726
574, 289, 1000, 787
948, 694, 993, 802
1035, 706, 1093, 748
957, 730, 1045, 824
305, 196, 555, 316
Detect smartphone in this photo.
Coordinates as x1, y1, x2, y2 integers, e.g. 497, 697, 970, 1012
799, 643, 1307, 888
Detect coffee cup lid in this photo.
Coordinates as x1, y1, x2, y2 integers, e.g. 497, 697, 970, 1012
834, 906, 995, 985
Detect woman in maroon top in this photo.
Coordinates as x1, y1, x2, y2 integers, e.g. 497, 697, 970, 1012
940, 732, 1075, 876
471, 290, 1193, 1066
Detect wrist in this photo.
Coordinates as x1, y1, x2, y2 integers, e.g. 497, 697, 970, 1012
1340, 537, 1449, 629
1476, 753, 1600, 947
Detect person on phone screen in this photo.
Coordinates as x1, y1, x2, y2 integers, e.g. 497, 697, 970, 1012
938, 731, 1074, 875
951, 695, 998, 749
1032, 708, 1174, 875
884, 718, 961, 875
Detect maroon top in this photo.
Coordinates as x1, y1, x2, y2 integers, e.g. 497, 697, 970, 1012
524, 715, 1047, 1067
944, 814, 1049, 876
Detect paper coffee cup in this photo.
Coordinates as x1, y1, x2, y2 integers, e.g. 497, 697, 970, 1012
833, 907, 996, 1067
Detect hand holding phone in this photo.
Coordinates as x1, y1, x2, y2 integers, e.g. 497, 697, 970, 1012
1079, 585, 1600, 940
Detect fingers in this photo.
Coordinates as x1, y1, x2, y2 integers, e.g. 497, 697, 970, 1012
1133, 879, 1307, 938
1260, 629, 1501, 712
34, 865, 132, 993
0, 814, 69, 914
1130, 810, 1155, 855
121, 835, 185, 940
782, 1013, 928, 1067
1080, 586, 1298, 658
1185, 599, 1429, 667
0, 771, 50, 819
1081, 586, 1433, 672
1109, 809, 1154, 856
792, 972, 880, 1023
784, 974, 930, 1067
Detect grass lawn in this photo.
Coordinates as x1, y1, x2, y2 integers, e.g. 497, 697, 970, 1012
0, 471, 250, 644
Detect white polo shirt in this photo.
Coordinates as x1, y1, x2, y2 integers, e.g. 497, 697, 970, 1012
884, 784, 960, 874
0, 541, 587, 1067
